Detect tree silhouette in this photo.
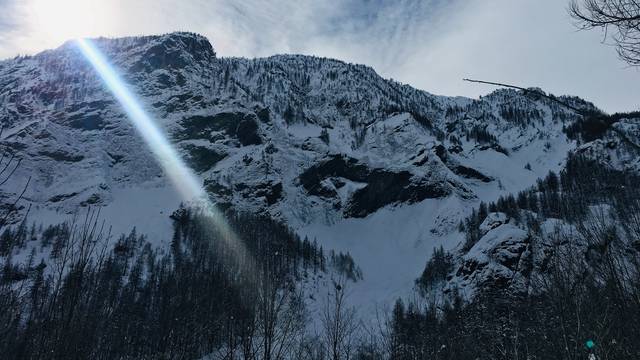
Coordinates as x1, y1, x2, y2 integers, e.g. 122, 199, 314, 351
570, 0, 640, 66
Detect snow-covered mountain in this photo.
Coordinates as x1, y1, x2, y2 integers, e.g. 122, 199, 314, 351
0, 32, 612, 310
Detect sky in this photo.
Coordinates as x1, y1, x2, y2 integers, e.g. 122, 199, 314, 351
0, 0, 638, 113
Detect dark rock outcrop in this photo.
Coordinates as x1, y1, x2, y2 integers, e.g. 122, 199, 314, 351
300, 154, 451, 218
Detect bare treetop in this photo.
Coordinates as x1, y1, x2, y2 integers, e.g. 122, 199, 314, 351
570, 0, 640, 66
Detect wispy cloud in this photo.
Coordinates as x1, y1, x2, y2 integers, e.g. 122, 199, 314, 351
0, 0, 638, 113
0, 0, 24, 46
0, 0, 457, 62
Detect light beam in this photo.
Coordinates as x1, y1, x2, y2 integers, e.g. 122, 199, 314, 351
76, 38, 204, 201
75, 38, 239, 249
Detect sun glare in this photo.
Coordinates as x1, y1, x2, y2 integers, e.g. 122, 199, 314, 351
29, 0, 115, 50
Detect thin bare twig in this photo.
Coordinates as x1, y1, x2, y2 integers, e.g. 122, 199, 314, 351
0, 176, 31, 231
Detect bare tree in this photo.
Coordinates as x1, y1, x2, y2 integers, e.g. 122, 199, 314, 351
0, 128, 30, 233
0, 127, 31, 354
256, 252, 307, 360
322, 276, 360, 360
569, 0, 640, 66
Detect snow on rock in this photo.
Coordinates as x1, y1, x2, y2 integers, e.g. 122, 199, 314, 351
576, 116, 640, 172
479, 212, 509, 236
445, 220, 531, 298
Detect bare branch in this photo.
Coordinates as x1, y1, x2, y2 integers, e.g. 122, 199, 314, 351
569, 0, 640, 66
0, 176, 31, 231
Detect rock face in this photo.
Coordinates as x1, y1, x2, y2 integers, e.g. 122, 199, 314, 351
575, 117, 640, 172
298, 154, 465, 217
479, 212, 509, 235
445, 214, 533, 297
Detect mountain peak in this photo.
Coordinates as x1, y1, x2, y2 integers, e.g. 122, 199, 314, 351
94, 32, 216, 70
38, 32, 215, 72
140, 32, 215, 60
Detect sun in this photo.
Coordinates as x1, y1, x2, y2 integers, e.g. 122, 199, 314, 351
27, 0, 117, 47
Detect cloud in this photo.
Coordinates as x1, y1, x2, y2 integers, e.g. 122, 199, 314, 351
0, 0, 457, 60
0, 0, 637, 113
394, 0, 640, 113
0, 0, 24, 46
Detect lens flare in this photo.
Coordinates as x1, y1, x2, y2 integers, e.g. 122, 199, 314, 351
76, 38, 203, 201
75, 38, 239, 249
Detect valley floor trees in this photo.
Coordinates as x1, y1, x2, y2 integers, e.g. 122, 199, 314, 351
0, 202, 376, 359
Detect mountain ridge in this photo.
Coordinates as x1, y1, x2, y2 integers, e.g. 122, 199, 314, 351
0, 31, 618, 316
